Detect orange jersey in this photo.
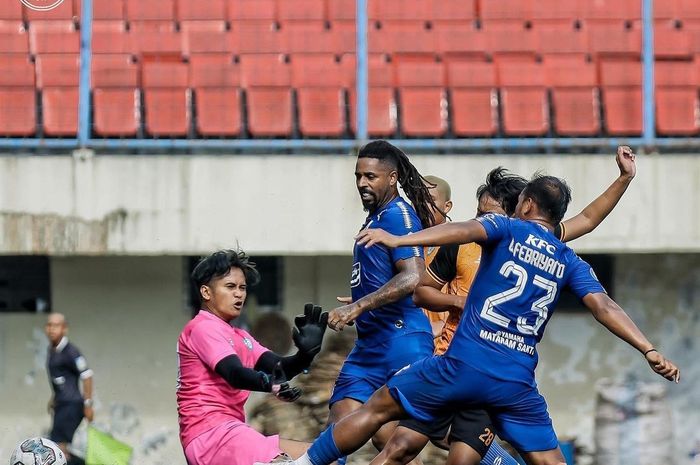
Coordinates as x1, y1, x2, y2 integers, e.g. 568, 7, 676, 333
425, 242, 482, 355
422, 246, 449, 333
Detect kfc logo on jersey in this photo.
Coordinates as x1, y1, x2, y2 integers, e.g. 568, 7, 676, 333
524, 234, 557, 255
350, 262, 361, 288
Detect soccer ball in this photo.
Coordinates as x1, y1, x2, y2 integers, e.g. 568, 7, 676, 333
10, 437, 66, 465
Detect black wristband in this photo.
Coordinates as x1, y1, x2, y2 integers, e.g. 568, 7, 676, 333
643, 348, 657, 357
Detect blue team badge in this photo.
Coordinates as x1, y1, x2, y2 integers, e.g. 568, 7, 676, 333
350, 262, 361, 288
243, 337, 253, 350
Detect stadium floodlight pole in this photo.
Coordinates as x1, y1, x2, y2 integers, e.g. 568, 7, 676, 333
355, 0, 369, 144
77, 0, 93, 147
641, 0, 656, 148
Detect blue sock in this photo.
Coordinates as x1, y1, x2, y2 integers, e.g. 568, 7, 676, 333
307, 425, 343, 465
480, 441, 520, 465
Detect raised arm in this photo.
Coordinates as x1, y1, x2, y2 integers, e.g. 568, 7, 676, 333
327, 256, 424, 331
582, 292, 680, 383
355, 219, 488, 249
560, 146, 636, 242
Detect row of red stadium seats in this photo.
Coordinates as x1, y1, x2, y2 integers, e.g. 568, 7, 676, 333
3, 0, 700, 23
1, 57, 697, 138
5, 20, 700, 58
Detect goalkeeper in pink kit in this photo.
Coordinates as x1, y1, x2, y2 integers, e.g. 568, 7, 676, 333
177, 249, 328, 465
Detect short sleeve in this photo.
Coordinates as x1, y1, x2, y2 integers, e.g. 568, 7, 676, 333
427, 244, 459, 286
188, 321, 238, 371
382, 205, 424, 263
68, 346, 93, 380
475, 214, 510, 246
567, 257, 607, 299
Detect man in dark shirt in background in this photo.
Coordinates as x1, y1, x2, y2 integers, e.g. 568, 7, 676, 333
46, 312, 94, 464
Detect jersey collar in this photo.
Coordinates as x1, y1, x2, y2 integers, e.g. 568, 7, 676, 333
55, 337, 68, 352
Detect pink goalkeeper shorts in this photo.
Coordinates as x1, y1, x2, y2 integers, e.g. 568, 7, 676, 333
185, 421, 282, 465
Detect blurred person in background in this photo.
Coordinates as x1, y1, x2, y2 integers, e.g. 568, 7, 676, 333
45, 312, 94, 465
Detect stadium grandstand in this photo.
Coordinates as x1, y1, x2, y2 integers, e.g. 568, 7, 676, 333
0, 0, 699, 150
1, 2, 698, 465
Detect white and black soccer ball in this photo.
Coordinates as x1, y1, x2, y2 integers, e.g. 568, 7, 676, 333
10, 437, 66, 465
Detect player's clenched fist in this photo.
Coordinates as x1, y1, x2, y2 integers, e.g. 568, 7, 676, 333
645, 349, 680, 383
328, 303, 361, 331
616, 145, 636, 180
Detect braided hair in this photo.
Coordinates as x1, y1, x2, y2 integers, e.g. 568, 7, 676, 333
358, 140, 441, 228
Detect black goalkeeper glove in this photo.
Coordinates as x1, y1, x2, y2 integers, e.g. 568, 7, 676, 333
269, 362, 302, 403
292, 303, 328, 359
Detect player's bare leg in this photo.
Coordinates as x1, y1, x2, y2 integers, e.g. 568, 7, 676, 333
370, 426, 429, 465
327, 398, 363, 426
445, 442, 482, 465
520, 448, 567, 465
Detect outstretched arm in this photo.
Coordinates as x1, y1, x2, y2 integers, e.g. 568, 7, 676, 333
582, 292, 680, 383
561, 146, 636, 242
355, 219, 488, 249
327, 256, 424, 331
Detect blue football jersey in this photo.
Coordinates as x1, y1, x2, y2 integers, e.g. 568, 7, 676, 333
446, 214, 606, 384
350, 197, 431, 347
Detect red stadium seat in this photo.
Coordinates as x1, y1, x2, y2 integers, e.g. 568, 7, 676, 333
92, 55, 140, 136
531, 0, 587, 20
189, 54, 242, 136
74, 0, 124, 20
654, 21, 691, 58
544, 55, 600, 135
131, 30, 182, 56
0, 1, 22, 21
0, 55, 35, 135
584, 0, 641, 20
428, 0, 475, 21
344, 54, 397, 136
655, 0, 679, 20
277, 0, 324, 21
92, 29, 133, 54
679, 0, 700, 19
23, 0, 76, 21
481, 0, 533, 20
655, 61, 698, 135
231, 21, 284, 54
0, 29, 29, 53
182, 28, 229, 57
180, 20, 227, 33
142, 62, 190, 136
240, 54, 293, 136
29, 21, 79, 54
284, 22, 330, 54
498, 58, 549, 135
129, 20, 176, 32
535, 21, 587, 55
369, 21, 436, 54
35, 54, 79, 87
42, 88, 79, 136
369, 0, 427, 21
600, 59, 642, 135
586, 20, 642, 57
92, 20, 126, 31
395, 59, 446, 137
434, 22, 486, 56
176, 0, 225, 21
292, 54, 346, 136
328, 0, 355, 21
227, 0, 275, 21
446, 59, 498, 136
483, 21, 537, 57
125, 0, 174, 21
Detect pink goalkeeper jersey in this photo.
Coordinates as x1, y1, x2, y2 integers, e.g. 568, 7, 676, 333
177, 310, 269, 448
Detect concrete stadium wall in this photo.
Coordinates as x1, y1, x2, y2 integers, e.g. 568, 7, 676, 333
0, 153, 698, 255
0, 254, 697, 464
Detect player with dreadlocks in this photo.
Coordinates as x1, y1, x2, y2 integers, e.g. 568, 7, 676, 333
323, 140, 440, 464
